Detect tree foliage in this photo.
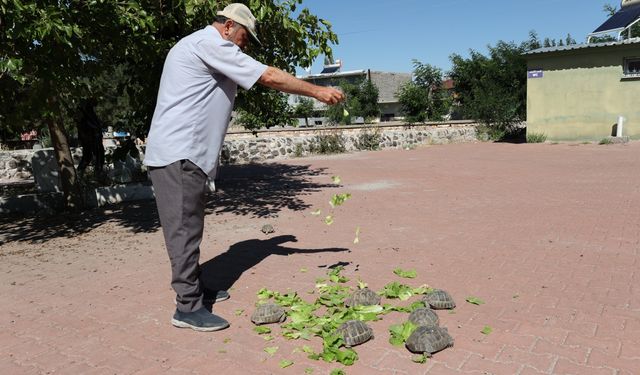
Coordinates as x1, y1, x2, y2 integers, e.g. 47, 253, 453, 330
325, 78, 379, 125
293, 96, 315, 126
1, 0, 338, 208
449, 41, 528, 139
397, 60, 449, 124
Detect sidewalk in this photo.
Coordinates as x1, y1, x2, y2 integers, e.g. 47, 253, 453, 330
1, 142, 639, 374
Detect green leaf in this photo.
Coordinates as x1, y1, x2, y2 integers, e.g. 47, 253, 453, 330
393, 268, 417, 278
263, 335, 274, 341
481, 325, 493, 335
279, 359, 294, 368
305, 368, 314, 374
257, 288, 274, 300
330, 369, 345, 375
254, 326, 272, 334
466, 296, 485, 305
388, 321, 417, 346
412, 354, 428, 363
264, 346, 279, 355
234, 309, 244, 316
300, 267, 308, 273
310, 209, 322, 216
379, 281, 414, 300
329, 193, 351, 208
223, 338, 231, 344
412, 285, 434, 295
325, 215, 334, 225
331, 175, 341, 184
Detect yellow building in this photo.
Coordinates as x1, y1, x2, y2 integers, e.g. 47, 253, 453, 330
525, 0, 640, 141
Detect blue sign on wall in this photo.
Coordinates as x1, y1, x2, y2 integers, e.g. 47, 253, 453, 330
528, 69, 544, 79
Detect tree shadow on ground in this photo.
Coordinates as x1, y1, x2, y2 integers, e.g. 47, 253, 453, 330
208, 163, 333, 218
0, 200, 161, 245
0, 163, 332, 245
200, 235, 349, 292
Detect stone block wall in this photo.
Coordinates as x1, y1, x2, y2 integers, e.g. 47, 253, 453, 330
0, 122, 477, 184
0, 149, 36, 181
220, 122, 477, 165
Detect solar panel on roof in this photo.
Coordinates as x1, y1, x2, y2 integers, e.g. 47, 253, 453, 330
321, 65, 340, 74
593, 3, 640, 33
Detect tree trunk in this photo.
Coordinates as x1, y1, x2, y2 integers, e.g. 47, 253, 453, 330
46, 95, 84, 210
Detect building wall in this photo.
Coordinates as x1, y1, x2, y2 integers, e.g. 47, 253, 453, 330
526, 43, 640, 140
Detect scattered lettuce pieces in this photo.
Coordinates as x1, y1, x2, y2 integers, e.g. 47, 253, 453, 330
264, 346, 278, 355
466, 296, 485, 305
389, 321, 417, 346
393, 268, 417, 278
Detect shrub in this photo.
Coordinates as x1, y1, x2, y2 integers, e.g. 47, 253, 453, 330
355, 127, 382, 151
294, 143, 304, 157
475, 124, 508, 142
309, 132, 346, 154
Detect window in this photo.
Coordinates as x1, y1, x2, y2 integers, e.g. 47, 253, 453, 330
623, 57, 640, 77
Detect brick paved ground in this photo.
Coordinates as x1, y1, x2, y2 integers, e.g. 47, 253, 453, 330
1, 141, 639, 375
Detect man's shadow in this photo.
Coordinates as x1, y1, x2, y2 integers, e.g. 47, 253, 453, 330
200, 235, 349, 291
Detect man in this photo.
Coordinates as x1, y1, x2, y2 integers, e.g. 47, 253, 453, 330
144, 3, 344, 332
77, 98, 105, 178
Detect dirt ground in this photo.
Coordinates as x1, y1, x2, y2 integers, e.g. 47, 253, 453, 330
1, 141, 639, 374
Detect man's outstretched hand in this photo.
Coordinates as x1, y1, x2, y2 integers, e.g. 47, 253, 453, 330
315, 87, 345, 105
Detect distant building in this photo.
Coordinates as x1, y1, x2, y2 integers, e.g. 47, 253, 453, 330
289, 59, 411, 126
524, 0, 640, 141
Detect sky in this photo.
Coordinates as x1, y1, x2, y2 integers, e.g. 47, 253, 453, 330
293, 0, 618, 76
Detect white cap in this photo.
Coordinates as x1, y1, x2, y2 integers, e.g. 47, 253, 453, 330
217, 3, 261, 46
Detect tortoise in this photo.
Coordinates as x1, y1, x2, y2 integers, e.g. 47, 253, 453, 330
336, 320, 374, 347
344, 288, 381, 307
405, 326, 454, 357
423, 289, 456, 309
408, 307, 440, 328
261, 224, 275, 234
251, 303, 286, 325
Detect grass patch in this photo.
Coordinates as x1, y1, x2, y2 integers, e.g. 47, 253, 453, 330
526, 132, 547, 143
599, 137, 613, 145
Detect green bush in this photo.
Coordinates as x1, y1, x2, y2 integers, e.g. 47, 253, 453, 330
526, 132, 547, 143
476, 124, 508, 142
309, 132, 346, 154
355, 127, 382, 151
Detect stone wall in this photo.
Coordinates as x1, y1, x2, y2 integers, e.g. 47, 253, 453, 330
0, 121, 477, 184
220, 121, 477, 165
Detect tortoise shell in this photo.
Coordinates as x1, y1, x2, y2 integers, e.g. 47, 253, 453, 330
251, 303, 286, 325
405, 326, 454, 357
408, 307, 440, 328
337, 320, 374, 347
261, 224, 275, 234
423, 289, 456, 309
344, 288, 381, 307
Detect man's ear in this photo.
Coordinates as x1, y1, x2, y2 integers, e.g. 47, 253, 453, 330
224, 19, 235, 34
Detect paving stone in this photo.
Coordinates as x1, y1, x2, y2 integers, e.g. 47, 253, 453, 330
552, 358, 615, 375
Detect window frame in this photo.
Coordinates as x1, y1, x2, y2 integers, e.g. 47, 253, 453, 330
623, 56, 640, 77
